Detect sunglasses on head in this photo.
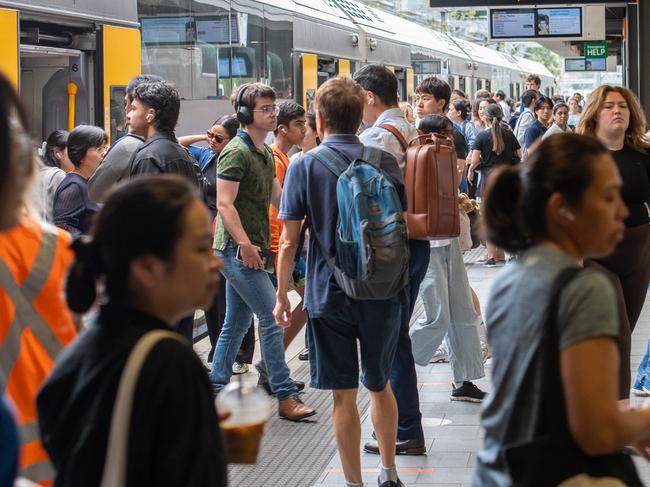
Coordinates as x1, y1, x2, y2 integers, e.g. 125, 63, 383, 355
206, 131, 225, 143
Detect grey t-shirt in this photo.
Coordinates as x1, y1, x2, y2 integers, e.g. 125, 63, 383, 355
88, 133, 143, 203
474, 244, 618, 486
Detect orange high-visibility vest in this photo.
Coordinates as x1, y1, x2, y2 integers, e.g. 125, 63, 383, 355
0, 218, 76, 486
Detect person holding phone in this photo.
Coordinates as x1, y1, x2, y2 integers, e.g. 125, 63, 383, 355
210, 83, 315, 421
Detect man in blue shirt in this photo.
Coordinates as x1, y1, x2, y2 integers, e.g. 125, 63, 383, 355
274, 77, 406, 487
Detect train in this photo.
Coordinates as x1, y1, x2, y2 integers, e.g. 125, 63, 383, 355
0, 0, 555, 142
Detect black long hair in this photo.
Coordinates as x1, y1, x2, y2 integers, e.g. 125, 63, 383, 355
66, 175, 198, 313
482, 133, 609, 253
43, 130, 69, 168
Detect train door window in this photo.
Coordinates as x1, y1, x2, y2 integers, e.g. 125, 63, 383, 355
109, 86, 127, 143
317, 58, 336, 87
458, 76, 465, 94
263, 6, 292, 99
485, 79, 491, 93
394, 68, 406, 101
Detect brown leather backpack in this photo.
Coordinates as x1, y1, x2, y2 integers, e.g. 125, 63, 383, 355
380, 124, 460, 240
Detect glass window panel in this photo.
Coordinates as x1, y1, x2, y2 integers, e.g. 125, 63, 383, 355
230, 0, 264, 91
263, 5, 292, 99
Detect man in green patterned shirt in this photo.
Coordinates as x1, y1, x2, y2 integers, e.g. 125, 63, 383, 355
210, 82, 315, 422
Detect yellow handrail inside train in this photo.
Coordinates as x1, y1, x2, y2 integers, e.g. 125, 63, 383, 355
67, 82, 77, 131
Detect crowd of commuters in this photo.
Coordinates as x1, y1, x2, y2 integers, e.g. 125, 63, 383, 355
1, 59, 650, 487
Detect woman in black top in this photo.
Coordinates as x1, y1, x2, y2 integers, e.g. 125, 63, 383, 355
577, 85, 650, 399
467, 104, 521, 266
52, 125, 105, 237
37, 175, 227, 486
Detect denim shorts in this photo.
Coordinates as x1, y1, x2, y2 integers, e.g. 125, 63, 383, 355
307, 297, 402, 392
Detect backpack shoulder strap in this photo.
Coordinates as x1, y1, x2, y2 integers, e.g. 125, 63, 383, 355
379, 123, 408, 151
311, 145, 350, 177
361, 146, 384, 169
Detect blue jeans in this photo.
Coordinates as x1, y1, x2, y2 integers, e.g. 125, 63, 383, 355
210, 245, 297, 400
634, 338, 650, 391
410, 239, 485, 383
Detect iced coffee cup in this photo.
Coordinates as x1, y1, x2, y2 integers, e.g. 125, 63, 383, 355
216, 379, 273, 464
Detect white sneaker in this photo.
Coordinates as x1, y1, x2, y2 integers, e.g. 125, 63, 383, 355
232, 362, 249, 375
431, 343, 449, 363
632, 386, 650, 397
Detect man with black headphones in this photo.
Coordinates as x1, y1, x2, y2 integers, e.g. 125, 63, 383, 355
210, 83, 315, 421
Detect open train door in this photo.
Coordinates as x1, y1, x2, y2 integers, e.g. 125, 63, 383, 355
99, 25, 141, 144
0, 8, 19, 89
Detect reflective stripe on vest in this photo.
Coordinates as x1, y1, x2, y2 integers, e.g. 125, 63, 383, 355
0, 229, 61, 387
21, 458, 55, 483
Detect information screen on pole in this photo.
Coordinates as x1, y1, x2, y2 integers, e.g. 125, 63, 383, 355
565, 57, 606, 72
490, 7, 582, 39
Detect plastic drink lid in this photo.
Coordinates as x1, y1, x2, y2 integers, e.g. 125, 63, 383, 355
216, 379, 273, 426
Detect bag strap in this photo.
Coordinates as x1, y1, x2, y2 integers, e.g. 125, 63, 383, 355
99, 330, 186, 487
537, 266, 583, 436
379, 123, 408, 151
311, 146, 350, 177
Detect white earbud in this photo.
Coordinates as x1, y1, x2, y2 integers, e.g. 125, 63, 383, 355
559, 207, 575, 221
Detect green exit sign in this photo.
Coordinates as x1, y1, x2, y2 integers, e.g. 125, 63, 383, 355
585, 42, 608, 59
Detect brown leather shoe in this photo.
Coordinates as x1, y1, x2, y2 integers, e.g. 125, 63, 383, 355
278, 395, 316, 422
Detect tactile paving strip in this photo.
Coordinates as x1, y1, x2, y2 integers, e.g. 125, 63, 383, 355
227, 361, 371, 487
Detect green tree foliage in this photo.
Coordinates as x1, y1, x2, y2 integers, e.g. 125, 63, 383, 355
520, 47, 561, 75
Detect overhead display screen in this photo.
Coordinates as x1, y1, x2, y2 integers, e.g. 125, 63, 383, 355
491, 7, 582, 39
565, 57, 607, 72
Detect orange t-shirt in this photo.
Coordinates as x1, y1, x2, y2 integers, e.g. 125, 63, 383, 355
269, 144, 290, 254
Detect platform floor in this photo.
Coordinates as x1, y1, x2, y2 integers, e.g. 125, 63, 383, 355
194, 247, 650, 487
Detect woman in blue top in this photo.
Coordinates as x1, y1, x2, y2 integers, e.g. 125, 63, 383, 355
179, 115, 239, 218
52, 125, 106, 237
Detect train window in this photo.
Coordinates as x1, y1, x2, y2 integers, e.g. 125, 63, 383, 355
109, 86, 127, 144
264, 6, 292, 99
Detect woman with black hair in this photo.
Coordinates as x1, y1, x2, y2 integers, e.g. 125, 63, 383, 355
448, 99, 478, 150
39, 130, 72, 222
467, 104, 521, 266
37, 175, 227, 487
52, 125, 106, 237
474, 134, 646, 486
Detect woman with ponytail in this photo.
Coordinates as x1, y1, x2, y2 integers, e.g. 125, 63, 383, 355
37, 175, 227, 486
467, 103, 521, 266
474, 134, 650, 486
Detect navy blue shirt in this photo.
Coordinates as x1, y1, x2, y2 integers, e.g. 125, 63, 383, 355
523, 118, 547, 149
52, 173, 100, 237
278, 134, 406, 317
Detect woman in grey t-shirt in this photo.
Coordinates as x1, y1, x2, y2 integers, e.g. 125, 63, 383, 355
473, 133, 647, 486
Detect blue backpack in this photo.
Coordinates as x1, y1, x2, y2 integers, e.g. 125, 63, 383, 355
311, 145, 409, 300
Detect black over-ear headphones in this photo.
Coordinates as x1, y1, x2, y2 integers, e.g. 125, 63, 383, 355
235, 85, 253, 125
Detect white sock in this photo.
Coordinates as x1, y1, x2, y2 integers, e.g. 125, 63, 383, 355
379, 464, 398, 483
346, 482, 364, 487
453, 381, 464, 388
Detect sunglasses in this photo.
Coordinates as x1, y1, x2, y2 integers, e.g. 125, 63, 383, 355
206, 131, 225, 143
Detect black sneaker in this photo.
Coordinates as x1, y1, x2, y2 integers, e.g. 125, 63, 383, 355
483, 258, 497, 268
451, 381, 486, 403
379, 479, 404, 487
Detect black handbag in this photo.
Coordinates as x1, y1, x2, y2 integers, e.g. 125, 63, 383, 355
502, 267, 642, 487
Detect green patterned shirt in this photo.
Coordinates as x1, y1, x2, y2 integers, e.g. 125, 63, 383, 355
213, 130, 275, 251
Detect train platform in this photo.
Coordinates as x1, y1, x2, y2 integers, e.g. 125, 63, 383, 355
194, 247, 650, 486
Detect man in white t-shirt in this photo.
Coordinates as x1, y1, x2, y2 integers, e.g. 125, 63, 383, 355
410, 76, 486, 403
